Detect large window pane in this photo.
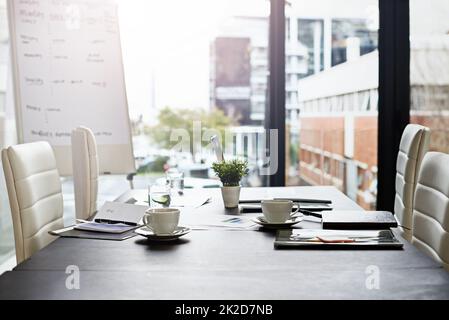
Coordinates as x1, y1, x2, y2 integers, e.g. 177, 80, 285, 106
0, 0, 270, 267
286, 0, 379, 209
410, 0, 449, 154
0, 0, 16, 265
118, 0, 269, 188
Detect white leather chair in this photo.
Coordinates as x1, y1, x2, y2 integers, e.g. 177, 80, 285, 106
71, 126, 99, 220
412, 152, 449, 271
1, 141, 64, 263
394, 124, 430, 241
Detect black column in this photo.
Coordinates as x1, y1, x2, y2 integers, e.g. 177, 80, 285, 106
377, 0, 410, 211
266, 0, 286, 186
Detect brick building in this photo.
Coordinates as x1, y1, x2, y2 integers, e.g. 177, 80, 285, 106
293, 38, 449, 209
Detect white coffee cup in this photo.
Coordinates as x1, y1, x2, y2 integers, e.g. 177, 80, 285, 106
261, 200, 299, 223
143, 208, 180, 235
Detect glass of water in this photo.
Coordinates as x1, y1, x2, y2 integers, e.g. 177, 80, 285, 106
148, 184, 171, 208
166, 169, 184, 196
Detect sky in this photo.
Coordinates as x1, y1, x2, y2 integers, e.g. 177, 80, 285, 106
117, 0, 449, 123
117, 0, 269, 122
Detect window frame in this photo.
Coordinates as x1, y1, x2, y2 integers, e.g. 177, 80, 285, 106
268, 0, 411, 213
377, 0, 410, 211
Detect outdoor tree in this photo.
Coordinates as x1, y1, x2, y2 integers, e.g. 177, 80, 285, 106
145, 106, 232, 160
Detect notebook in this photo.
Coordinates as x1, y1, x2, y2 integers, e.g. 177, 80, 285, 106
321, 211, 398, 230
49, 226, 137, 241
74, 222, 138, 234
275, 229, 403, 249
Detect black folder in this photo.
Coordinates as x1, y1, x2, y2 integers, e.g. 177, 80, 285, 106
321, 211, 398, 230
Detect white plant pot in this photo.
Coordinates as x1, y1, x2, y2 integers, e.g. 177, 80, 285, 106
221, 186, 241, 208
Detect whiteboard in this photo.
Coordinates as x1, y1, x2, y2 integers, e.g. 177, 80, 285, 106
7, 0, 135, 175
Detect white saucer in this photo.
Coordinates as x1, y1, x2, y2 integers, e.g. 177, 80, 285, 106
251, 215, 303, 229
135, 226, 191, 241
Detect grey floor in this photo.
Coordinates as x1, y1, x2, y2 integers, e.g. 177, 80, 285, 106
0, 174, 159, 271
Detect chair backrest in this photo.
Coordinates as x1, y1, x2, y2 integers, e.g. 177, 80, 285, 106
412, 152, 449, 271
394, 124, 430, 241
71, 126, 99, 220
1, 141, 64, 263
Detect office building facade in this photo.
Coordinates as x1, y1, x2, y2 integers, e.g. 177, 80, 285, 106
210, 15, 308, 126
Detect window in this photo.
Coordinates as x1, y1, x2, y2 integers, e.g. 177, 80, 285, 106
410, 0, 449, 154
332, 18, 378, 66
0, 0, 15, 265
0, 0, 6, 112
0, 0, 272, 265
286, 0, 379, 209
297, 19, 324, 77
118, 0, 270, 187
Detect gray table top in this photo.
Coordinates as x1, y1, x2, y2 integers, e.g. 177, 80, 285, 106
1, 186, 449, 299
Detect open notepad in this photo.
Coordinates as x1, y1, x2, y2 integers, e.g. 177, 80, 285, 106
48, 201, 147, 240
275, 229, 403, 249
74, 222, 138, 234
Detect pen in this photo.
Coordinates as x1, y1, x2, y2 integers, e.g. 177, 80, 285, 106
239, 198, 332, 204
297, 209, 322, 219
94, 219, 138, 226
274, 198, 332, 204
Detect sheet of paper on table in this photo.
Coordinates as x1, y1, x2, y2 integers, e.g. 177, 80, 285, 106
170, 196, 211, 208
188, 215, 257, 230
125, 195, 211, 208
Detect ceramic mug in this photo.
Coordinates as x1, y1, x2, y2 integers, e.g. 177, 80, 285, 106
261, 200, 299, 223
143, 208, 180, 235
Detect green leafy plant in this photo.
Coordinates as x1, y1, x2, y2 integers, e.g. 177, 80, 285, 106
211, 159, 249, 187
136, 156, 169, 174
145, 106, 232, 161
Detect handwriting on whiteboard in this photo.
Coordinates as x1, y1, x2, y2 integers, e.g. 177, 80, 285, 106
12, 0, 130, 146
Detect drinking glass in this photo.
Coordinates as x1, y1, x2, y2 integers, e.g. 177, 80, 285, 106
148, 184, 171, 208
166, 169, 184, 195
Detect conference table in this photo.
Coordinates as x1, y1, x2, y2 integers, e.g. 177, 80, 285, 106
1, 186, 449, 299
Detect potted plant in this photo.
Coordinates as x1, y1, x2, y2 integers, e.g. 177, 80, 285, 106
212, 159, 249, 208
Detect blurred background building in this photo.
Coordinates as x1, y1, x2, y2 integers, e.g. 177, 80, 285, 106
209, 2, 379, 208
209, 15, 308, 126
